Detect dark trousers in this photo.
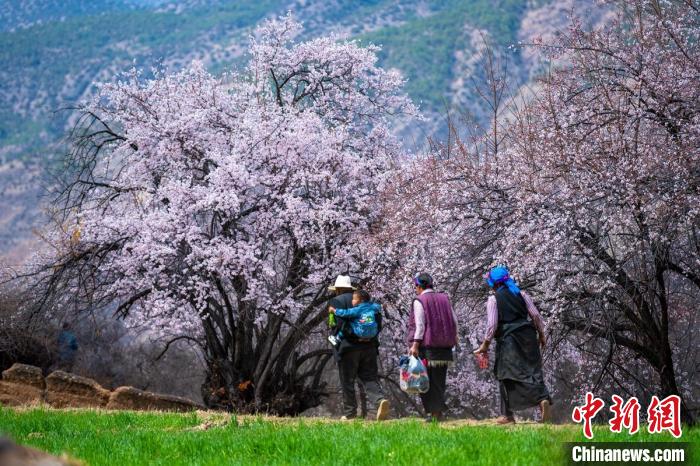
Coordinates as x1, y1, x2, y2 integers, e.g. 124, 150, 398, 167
420, 364, 448, 415
338, 346, 385, 418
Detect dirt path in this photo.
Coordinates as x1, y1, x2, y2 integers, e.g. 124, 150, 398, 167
192, 410, 566, 430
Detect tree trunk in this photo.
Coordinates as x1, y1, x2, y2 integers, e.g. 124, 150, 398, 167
656, 343, 695, 426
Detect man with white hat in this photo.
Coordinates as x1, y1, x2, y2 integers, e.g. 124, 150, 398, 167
328, 274, 389, 421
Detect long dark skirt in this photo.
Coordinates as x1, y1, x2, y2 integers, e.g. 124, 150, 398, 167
495, 321, 550, 415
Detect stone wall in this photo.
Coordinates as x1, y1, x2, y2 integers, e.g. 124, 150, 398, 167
0, 363, 203, 412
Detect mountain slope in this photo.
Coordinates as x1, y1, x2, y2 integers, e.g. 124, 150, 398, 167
0, 0, 556, 160
0, 0, 603, 262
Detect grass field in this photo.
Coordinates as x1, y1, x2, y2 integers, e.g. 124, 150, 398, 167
0, 408, 696, 465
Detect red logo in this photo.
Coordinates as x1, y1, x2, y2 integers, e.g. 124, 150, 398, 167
609, 395, 640, 434
647, 395, 682, 438
572, 392, 605, 439
573, 393, 683, 439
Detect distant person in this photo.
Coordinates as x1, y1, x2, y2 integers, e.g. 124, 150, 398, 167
407, 273, 458, 422
328, 275, 390, 421
57, 322, 78, 372
473, 266, 551, 424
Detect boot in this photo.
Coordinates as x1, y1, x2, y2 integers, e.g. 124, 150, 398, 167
539, 399, 551, 423
376, 399, 390, 421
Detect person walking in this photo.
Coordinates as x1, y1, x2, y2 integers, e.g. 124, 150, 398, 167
407, 273, 458, 422
56, 322, 78, 372
473, 266, 552, 424
328, 275, 390, 421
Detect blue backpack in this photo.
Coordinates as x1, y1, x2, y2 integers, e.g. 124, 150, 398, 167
348, 302, 380, 339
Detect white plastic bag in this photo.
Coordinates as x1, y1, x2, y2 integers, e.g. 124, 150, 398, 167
399, 355, 430, 394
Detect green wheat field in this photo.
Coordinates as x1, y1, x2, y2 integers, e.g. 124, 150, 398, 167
0, 408, 697, 465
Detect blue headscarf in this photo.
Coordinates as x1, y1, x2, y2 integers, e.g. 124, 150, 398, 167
485, 266, 521, 295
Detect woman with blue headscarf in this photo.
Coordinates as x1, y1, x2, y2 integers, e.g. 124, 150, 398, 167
473, 266, 552, 424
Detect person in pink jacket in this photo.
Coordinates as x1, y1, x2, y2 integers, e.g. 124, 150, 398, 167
407, 273, 459, 422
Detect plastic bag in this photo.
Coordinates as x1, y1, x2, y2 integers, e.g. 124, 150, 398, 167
399, 355, 430, 394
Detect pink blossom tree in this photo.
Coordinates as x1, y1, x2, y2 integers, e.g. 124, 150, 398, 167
372, 0, 699, 422
33, 14, 414, 413
502, 0, 699, 422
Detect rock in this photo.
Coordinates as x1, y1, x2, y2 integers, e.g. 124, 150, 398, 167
45, 371, 110, 408
0, 381, 44, 407
0, 437, 83, 466
106, 386, 203, 412
1, 364, 45, 390
0, 363, 45, 406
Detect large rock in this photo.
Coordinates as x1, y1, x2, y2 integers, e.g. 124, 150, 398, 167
1, 364, 45, 389
45, 371, 110, 408
106, 386, 203, 412
0, 364, 44, 406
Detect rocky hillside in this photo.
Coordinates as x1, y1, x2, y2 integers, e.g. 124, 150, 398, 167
0, 0, 603, 262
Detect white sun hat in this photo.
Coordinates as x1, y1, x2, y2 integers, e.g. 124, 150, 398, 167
328, 275, 356, 291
